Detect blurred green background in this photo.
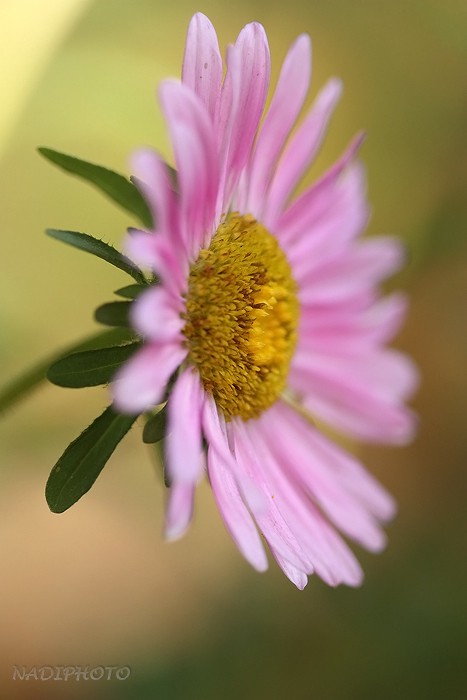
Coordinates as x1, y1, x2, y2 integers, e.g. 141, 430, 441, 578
1, 0, 466, 698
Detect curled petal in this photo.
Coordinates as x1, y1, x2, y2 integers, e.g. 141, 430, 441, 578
272, 552, 308, 590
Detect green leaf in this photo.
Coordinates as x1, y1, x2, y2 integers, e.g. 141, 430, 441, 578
47, 343, 140, 388
38, 147, 153, 229
142, 407, 168, 444
46, 229, 147, 285
114, 284, 148, 299
94, 301, 132, 327
46, 405, 138, 513
150, 441, 171, 488
0, 327, 134, 416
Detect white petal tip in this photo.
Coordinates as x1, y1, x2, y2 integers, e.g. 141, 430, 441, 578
296, 33, 311, 48
164, 524, 189, 542
245, 551, 269, 573
111, 375, 157, 415
330, 76, 344, 92
290, 572, 309, 590
344, 567, 365, 588
295, 577, 308, 591
241, 557, 269, 574
111, 388, 146, 416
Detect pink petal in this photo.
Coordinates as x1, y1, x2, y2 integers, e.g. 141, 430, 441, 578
361, 292, 409, 345
289, 358, 418, 444
216, 44, 234, 171
130, 285, 184, 342
298, 292, 409, 350
300, 289, 376, 317
125, 229, 187, 297
271, 552, 308, 589
218, 22, 271, 210
300, 426, 397, 522
165, 368, 204, 484
159, 80, 218, 257
207, 446, 268, 572
346, 236, 406, 280
264, 403, 388, 552
285, 163, 370, 283
124, 229, 159, 268
165, 481, 196, 540
130, 148, 182, 249
112, 342, 186, 414
248, 417, 364, 586
292, 347, 419, 404
277, 132, 365, 245
264, 77, 343, 227
202, 395, 266, 513
230, 420, 313, 573
244, 34, 312, 216
182, 13, 223, 122
295, 235, 405, 292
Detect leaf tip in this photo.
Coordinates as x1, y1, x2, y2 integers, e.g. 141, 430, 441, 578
37, 146, 55, 160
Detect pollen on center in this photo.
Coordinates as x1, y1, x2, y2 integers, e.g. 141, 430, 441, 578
182, 213, 299, 420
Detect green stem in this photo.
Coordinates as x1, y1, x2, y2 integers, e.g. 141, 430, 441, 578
0, 327, 133, 416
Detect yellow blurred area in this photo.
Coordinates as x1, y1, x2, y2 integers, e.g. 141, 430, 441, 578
0, 1, 466, 699
0, 0, 93, 154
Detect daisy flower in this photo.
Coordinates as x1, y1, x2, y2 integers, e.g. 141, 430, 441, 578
113, 13, 418, 589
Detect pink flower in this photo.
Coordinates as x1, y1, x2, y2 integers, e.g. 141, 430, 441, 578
113, 13, 418, 589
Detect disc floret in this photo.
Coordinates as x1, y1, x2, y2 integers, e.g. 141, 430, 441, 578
182, 214, 299, 420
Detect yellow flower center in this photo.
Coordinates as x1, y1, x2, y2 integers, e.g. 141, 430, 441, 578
182, 213, 299, 421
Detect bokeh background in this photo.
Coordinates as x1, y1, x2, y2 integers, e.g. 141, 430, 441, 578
1, 0, 466, 698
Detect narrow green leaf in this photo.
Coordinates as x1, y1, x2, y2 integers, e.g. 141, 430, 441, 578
38, 147, 153, 228
47, 343, 140, 388
46, 229, 147, 285
46, 405, 138, 513
150, 441, 171, 488
95, 301, 132, 327
0, 328, 134, 416
114, 284, 148, 300
142, 407, 168, 444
